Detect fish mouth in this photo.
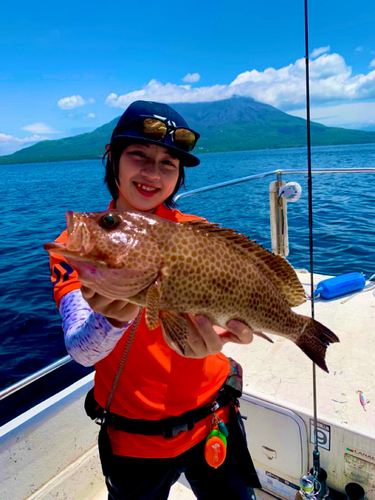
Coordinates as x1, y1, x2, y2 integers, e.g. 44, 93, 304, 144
43, 241, 98, 262
44, 211, 95, 259
44, 241, 67, 253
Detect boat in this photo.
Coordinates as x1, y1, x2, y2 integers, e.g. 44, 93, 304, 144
1, 3, 375, 496
1, 165, 374, 500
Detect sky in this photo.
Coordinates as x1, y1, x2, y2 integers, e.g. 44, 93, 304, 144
1, 0, 375, 155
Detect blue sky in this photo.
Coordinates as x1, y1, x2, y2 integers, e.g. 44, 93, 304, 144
1, 0, 375, 155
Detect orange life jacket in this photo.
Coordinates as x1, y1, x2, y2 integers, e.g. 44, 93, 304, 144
49, 202, 230, 458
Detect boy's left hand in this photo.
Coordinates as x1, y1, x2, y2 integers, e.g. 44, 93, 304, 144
165, 315, 257, 358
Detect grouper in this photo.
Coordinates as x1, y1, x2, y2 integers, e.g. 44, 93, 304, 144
44, 210, 339, 372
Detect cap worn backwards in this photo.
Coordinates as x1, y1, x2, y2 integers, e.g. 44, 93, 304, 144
110, 101, 200, 167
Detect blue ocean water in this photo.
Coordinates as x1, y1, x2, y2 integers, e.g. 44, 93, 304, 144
0, 143, 374, 392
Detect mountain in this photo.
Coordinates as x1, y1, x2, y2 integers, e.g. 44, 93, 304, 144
1, 97, 375, 165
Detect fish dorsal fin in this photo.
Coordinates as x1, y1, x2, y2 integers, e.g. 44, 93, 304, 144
180, 220, 306, 307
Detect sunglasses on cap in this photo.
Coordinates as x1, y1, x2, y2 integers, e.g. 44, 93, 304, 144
113, 115, 200, 153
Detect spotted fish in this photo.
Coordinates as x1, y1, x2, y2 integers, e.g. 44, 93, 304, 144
44, 209, 339, 372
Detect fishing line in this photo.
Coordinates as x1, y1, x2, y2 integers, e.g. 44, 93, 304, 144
304, 0, 321, 478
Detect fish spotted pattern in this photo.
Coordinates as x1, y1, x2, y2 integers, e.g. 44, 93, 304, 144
45, 209, 339, 372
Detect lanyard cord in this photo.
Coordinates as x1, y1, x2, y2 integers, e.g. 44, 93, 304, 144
104, 308, 144, 414
304, 0, 321, 474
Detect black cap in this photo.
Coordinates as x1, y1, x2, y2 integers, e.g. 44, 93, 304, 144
110, 101, 200, 167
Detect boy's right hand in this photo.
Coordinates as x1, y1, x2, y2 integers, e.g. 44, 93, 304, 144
81, 285, 140, 327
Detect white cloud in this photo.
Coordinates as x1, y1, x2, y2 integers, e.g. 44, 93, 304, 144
0, 133, 47, 155
369, 58, 375, 68
228, 53, 360, 109
182, 73, 201, 83
0, 133, 41, 143
22, 122, 59, 134
105, 52, 375, 114
355, 46, 364, 52
58, 95, 88, 110
86, 113, 95, 119
105, 81, 232, 108
310, 46, 330, 58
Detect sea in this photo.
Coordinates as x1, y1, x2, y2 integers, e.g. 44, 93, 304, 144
1, 143, 374, 423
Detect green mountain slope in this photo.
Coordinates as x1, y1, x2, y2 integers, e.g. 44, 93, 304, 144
1, 97, 375, 165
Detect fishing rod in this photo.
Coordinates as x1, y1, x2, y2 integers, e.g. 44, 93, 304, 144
299, 1, 328, 498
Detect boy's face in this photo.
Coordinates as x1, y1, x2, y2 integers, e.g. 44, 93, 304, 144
115, 142, 180, 212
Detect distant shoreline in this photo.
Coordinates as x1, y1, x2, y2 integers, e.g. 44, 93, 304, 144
2, 98, 375, 166
2, 141, 375, 166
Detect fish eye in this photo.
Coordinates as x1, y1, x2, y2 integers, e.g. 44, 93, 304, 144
100, 214, 120, 230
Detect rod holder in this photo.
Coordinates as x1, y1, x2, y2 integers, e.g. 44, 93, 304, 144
269, 180, 289, 257
345, 483, 365, 500
311, 467, 328, 499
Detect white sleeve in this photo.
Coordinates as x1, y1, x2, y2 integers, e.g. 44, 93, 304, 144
59, 289, 132, 367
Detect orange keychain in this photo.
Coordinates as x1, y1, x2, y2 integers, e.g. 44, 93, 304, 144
204, 429, 227, 469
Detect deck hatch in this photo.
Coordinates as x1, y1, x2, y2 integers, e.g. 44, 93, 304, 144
240, 394, 308, 480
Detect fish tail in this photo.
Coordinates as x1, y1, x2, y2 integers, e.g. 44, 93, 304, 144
296, 318, 339, 373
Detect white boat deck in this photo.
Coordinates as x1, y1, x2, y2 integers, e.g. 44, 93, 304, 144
227, 271, 375, 437
3, 271, 375, 500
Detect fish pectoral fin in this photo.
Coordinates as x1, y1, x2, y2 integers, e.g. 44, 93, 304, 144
159, 311, 190, 354
145, 282, 162, 330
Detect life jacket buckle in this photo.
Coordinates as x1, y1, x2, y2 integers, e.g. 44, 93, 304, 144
211, 401, 220, 412
95, 409, 107, 426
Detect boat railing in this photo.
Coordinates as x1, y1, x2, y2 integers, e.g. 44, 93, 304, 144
0, 355, 72, 401
173, 167, 375, 201
1, 166, 374, 403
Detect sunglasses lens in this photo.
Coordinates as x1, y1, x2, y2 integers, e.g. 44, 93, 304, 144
174, 128, 197, 151
142, 118, 167, 140
142, 118, 197, 152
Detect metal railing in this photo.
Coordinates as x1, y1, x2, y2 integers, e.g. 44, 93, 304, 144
1, 167, 374, 402
174, 167, 375, 202
0, 355, 72, 401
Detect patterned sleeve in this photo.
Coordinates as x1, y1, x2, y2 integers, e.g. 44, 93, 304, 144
60, 289, 132, 367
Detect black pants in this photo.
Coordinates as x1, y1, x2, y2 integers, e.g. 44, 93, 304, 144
99, 408, 261, 500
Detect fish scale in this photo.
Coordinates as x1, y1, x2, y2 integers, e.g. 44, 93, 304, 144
44, 209, 340, 372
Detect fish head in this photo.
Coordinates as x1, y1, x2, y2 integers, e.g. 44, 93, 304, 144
44, 210, 163, 299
